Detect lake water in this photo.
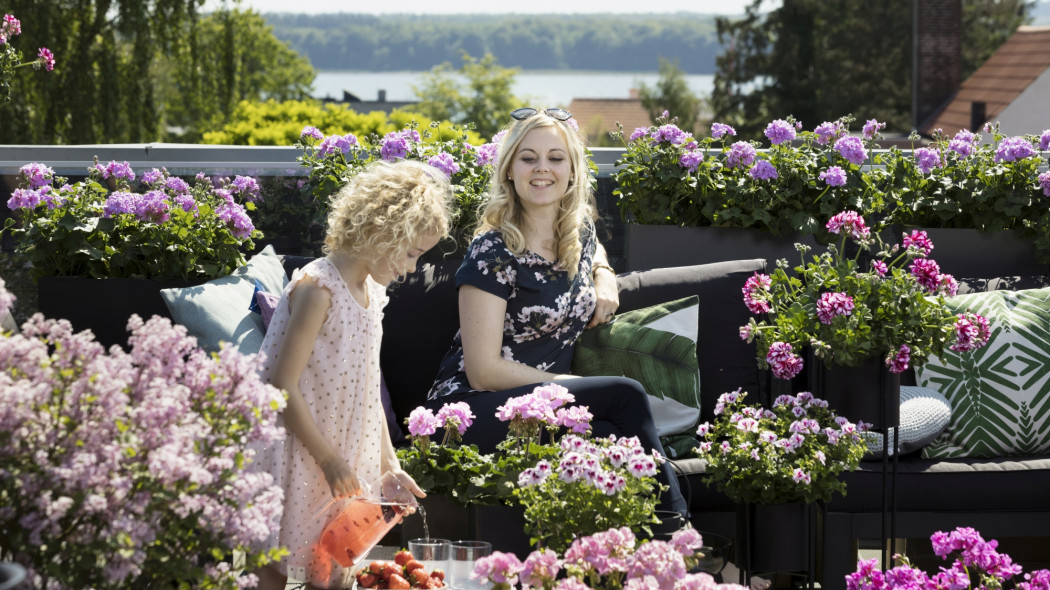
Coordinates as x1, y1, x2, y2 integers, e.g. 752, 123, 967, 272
313, 70, 716, 107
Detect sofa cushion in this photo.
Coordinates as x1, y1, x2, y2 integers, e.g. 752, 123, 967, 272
160, 245, 288, 354
861, 385, 952, 458
616, 259, 766, 425
572, 295, 701, 458
955, 275, 1050, 295
916, 286, 1050, 458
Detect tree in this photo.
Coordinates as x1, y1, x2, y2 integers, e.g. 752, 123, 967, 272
164, 7, 316, 142
711, 0, 1033, 140
0, 0, 315, 145
962, 0, 1035, 78
637, 57, 704, 133
412, 52, 524, 139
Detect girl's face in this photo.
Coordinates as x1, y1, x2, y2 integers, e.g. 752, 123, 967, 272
507, 125, 573, 213
369, 232, 442, 285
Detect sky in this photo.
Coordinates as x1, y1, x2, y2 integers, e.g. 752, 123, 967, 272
211, 0, 758, 15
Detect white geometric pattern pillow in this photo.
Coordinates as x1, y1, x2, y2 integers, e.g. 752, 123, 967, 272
915, 286, 1050, 458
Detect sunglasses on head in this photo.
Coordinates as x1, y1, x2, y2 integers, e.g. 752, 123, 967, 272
510, 107, 573, 121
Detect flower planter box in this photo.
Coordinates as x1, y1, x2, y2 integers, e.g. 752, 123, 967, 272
900, 228, 1046, 278
625, 224, 818, 272
37, 276, 202, 349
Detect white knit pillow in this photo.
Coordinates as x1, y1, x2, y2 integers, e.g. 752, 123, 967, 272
862, 386, 952, 457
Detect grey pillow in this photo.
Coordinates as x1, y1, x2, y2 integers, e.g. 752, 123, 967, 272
160, 245, 288, 354
862, 385, 952, 457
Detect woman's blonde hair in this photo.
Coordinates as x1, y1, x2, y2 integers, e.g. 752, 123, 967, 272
324, 160, 454, 264
475, 113, 595, 279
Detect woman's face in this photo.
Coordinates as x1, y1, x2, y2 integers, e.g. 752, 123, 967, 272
507, 125, 572, 214
369, 231, 441, 286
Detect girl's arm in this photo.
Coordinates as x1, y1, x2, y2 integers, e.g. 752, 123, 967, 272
379, 408, 426, 500
268, 276, 361, 498
458, 285, 576, 391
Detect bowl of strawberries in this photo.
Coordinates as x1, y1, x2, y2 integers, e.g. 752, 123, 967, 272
355, 548, 446, 589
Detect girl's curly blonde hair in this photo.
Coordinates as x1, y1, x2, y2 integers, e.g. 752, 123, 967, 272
324, 160, 454, 264
475, 112, 595, 279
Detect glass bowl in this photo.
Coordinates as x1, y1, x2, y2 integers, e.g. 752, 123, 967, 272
692, 531, 732, 575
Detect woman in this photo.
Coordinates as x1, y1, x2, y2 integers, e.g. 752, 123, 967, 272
427, 107, 688, 519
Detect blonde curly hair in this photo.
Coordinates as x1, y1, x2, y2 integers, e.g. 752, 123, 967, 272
475, 112, 595, 279
324, 160, 454, 264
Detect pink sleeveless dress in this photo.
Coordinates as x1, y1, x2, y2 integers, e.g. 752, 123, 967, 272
254, 257, 387, 588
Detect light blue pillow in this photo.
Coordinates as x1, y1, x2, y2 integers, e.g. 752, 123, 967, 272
861, 386, 952, 457
160, 245, 288, 353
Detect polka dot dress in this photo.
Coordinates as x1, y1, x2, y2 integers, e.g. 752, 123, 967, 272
253, 257, 387, 588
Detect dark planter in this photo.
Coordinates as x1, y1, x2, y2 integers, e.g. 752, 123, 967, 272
897, 227, 1046, 278
737, 502, 814, 577
471, 503, 531, 558
398, 494, 474, 547
37, 276, 204, 349
625, 224, 817, 272
808, 354, 900, 431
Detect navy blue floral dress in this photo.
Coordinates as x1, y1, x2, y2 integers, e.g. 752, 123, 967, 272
428, 225, 598, 399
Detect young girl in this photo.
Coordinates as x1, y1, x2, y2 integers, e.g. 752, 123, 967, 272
253, 160, 454, 590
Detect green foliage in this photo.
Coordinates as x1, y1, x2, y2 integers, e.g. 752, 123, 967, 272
712, 0, 1034, 140
2, 162, 261, 280
164, 7, 316, 142
0, 1, 314, 144
695, 390, 868, 504
962, 0, 1036, 78
638, 57, 704, 134
266, 13, 718, 73
413, 52, 525, 139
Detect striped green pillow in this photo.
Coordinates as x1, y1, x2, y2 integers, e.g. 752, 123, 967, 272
915, 286, 1050, 458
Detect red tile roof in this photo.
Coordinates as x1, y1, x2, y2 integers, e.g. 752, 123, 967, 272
568, 98, 652, 146
921, 25, 1050, 136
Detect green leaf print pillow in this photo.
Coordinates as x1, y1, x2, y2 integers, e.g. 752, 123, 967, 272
572, 296, 701, 458
915, 286, 1050, 458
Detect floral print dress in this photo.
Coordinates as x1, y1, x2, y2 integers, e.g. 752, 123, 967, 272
428, 225, 598, 399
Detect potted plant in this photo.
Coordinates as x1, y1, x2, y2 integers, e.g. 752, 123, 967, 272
296, 121, 493, 248
694, 388, 869, 575
398, 384, 665, 555
611, 114, 889, 270
0, 282, 287, 589
2, 160, 263, 346
738, 210, 992, 425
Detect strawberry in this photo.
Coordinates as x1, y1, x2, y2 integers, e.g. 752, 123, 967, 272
369, 561, 385, 575
407, 568, 430, 587
387, 572, 412, 589
431, 569, 445, 582
356, 572, 379, 588
394, 549, 414, 566
403, 559, 425, 574
380, 562, 401, 581
429, 575, 445, 588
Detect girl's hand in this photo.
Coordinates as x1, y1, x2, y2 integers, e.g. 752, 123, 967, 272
319, 455, 361, 498
388, 468, 427, 500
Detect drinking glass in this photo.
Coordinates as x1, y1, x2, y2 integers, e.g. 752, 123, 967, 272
407, 538, 451, 577
448, 540, 492, 590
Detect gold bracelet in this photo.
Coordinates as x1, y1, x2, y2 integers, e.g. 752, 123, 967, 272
592, 263, 615, 276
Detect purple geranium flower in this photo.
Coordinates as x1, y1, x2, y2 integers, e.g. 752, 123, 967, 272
814, 121, 843, 145
834, 136, 867, 166
725, 141, 757, 169
300, 125, 323, 141
914, 147, 942, 174
102, 191, 142, 217
19, 163, 53, 189
217, 202, 255, 239
710, 122, 736, 139
164, 176, 190, 194
678, 150, 704, 172
1040, 129, 1050, 151
427, 152, 460, 178
764, 119, 796, 145
749, 160, 778, 181
819, 166, 847, 187
37, 47, 54, 71
863, 119, 885, 139
230, 176, 261, 202
995, 136, 1037, 162
1039, 171, 1050, 197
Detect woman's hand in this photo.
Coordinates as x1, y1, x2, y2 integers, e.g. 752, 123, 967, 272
318, 454, 361, 498
587, 265, 620, 329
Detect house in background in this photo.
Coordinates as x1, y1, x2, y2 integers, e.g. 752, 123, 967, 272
920, 25, 1050, 138
569, 90, 652, 146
